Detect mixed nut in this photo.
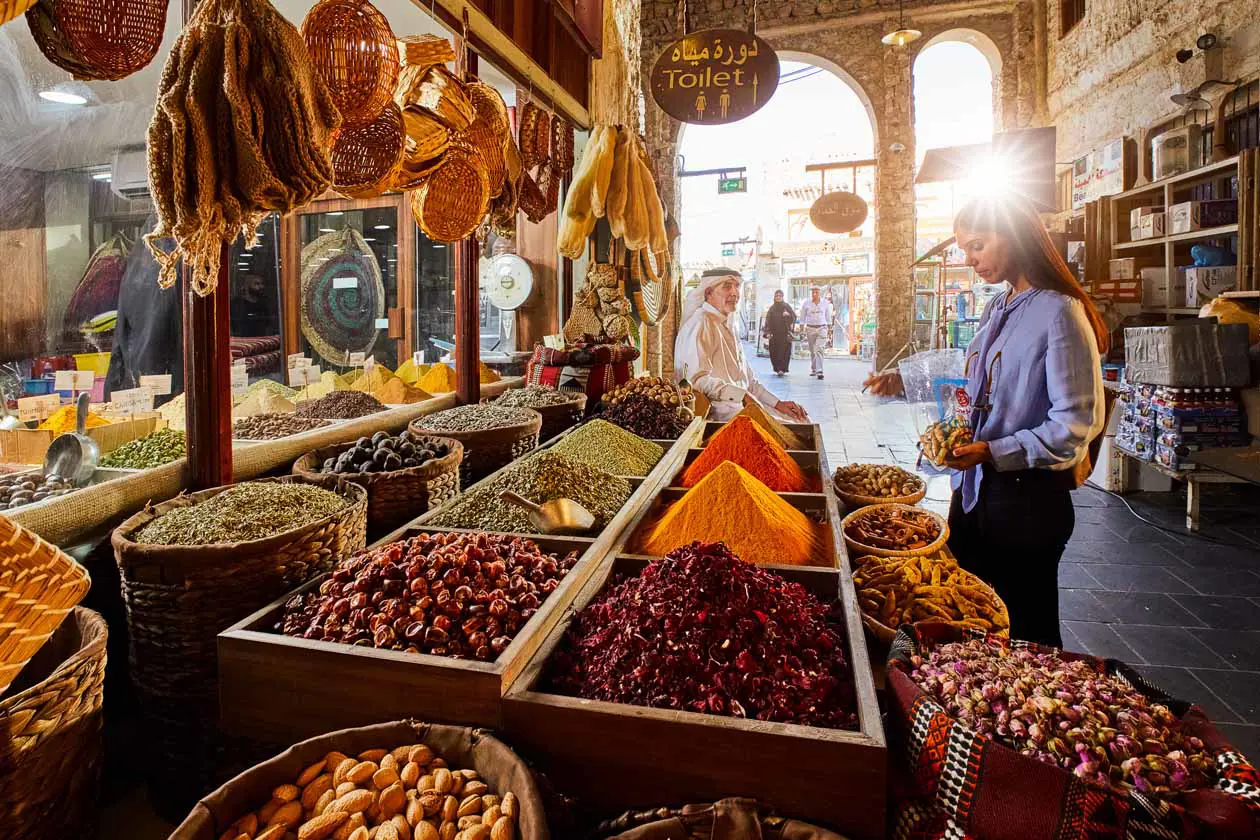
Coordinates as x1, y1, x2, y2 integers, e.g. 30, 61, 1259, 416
601, 376, 691, 408
853, 553, 1008, 633
215, 742, 520, 840
910, 638, 1215, 795
832, 463, 923, 499
0, 472, 74, 510
320, 432, 451, 475
919, 418, 974, 467
844, 505, 942, 551
235, 413, 331, 440
282, 532, 579, 661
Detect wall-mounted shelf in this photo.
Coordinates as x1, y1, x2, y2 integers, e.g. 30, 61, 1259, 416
1114, 223, 1240, 250
1113, 156, 1241, 201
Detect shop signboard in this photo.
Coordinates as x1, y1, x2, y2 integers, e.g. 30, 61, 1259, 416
809, 191, 868, 234
774, 237, 873, 259
650, 29, 779, 125
1071, 138, 1126, 209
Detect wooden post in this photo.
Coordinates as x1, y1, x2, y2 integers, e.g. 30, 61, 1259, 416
183, 243, 233, 489
455, 46, 481, 406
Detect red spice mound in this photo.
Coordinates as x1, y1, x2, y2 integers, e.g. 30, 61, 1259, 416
548, 541, 858, 729
681, 415, 809, 492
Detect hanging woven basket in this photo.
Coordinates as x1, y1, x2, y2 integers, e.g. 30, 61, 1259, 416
463, 81, 510, 199
411, 143, 490, 242
26, 0, 167, 81
398, 33, 454, 70
415, 65, 475, 132
301, 0, 399, 128
332, 99, 406, 199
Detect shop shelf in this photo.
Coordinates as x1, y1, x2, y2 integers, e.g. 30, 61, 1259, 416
1113, 224, 1239, 251
217, 417, 705, 742
1113, 156, 1240, 201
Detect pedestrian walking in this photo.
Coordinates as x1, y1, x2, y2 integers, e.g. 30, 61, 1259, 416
798, 285, 833, 379
763, 290, 795, 376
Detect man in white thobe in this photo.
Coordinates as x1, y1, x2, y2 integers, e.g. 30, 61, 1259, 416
674, 269, 808, 423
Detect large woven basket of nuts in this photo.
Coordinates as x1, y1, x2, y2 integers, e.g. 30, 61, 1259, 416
832, 463, 926, 511
169, 719, 549, 840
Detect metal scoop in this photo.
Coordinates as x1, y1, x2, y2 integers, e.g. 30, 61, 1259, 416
43, 392, 99, 487
499, 490, 595, 535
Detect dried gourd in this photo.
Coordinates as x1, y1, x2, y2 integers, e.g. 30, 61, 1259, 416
622, 145, 651, 251
605, 126, 633, 239
558, 124, 611, 259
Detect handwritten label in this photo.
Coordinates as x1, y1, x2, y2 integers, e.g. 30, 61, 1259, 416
374, 318, 390, 329
364, 356, 375, 374
288, 366, 321, 387
287, 352, 307, 368
230, 366, 249, 396
348, 352, 366, 365
113, 387, 154, 415
53, 370, 94, 391
413, 351, 425, 366
332, 276, 358, 289
17, 395, 58, 423
139, 374, 172, 396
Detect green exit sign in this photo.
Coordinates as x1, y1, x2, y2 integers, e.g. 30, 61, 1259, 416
721, 247, 735, 256
718, 177, 747, 194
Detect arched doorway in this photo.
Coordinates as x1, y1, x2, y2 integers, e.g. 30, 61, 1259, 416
675, 56, 877, 357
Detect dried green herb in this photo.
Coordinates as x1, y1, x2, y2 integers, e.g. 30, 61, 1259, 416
550, 420, 663, 476
136, 482, 349, 545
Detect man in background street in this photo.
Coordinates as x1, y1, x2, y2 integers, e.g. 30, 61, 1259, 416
799, 285, 833, 379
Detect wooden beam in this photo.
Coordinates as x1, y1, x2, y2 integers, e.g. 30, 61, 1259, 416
183, 245, 233, 490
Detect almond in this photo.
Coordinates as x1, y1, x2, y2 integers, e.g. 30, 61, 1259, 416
380, 753, 398, 772
418, 775, 435, 793
400, 762, 420, 789
256, 827, 288, 840
315, 789, 336, 816
298, 761, 327, 787
227, 814, 259, 837
481, 806, 500, 825
259, 798, 285, 824
297, 811, 348, 840
499, 794, 517, 820
461, 825, 490, 840
430, 758, 447, 770
359, 749, 388, 762
449, 776, 464, 796
490, 817, 513, 840
332, 813, 365, 840
375, 823, 399, 840
268, 801, 304, 829
329, 789, 374, 815
379, 782, 406, 818
302, 775, 334, 811
391, 815, 412, 840
407, 745, 434, 766
373, 767, 401, 790
438, 822, 457, 840
274, 783, 301, 803
405, 799, 424, 826
347, 828, 369, 840
441, 795, 458, 823
347, 761, 378, 785
462, 782, 487, 798
413, 822, 439, 840
391, 745, 414, 764
419, 792, 443, 818
432, 769, 452, 795
324, 752, 349, 773
457, 795, 481, 818
333, 758, 358, 787
457, 815, 482, 830
480, 796, 498, 811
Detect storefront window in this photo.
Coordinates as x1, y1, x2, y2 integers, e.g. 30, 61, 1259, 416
415, 236, 454, 362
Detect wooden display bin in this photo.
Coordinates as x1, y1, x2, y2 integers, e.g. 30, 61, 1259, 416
218, 417, 705, 741
0, 415, 166, 464
502, 420, 886, 840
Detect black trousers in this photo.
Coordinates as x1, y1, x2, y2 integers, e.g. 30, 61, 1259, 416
947, 465, 1075, 648
767, 333, 792, 373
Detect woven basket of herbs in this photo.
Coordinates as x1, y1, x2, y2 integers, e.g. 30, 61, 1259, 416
110, 477, 367, 813
0, 606, 106, 840
409, 408, 541, 489
292, 434, 463, 538
840, 502, 948, 559
512, 392, 587, 443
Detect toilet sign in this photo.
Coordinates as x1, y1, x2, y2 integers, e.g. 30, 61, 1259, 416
650, 29, 779, 125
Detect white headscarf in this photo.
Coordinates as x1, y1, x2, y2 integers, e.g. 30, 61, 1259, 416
680, 269, 740, 329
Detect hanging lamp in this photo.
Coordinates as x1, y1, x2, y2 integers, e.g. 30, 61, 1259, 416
881, 0, 921, 46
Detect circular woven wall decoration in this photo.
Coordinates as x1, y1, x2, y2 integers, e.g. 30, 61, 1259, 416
300, 227, 386, 364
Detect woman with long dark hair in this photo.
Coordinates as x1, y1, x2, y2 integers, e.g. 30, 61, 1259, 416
865, 194, 1108, 647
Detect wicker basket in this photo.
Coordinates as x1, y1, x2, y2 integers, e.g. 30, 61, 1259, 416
292, 435, 463, 539
332, 99, 405, 199
851, 559, 1009, 644
26, 0, 167, 81
841, 503, 949, 559
168, 721, 550, 840
409, 410, 541, 489
834, 482, 927, 511
518, 100, 544, 170
533, 393, 588, 442
398, 33, 454, 69
464, 80, 510, 197
416, 66, 475, 132
2, 0, 37, 28
0, 607, 107, 840
400, 106, 450, 162
411, 143, 490, 242
518, 171, 549, 223
551, 116, 574, 173
0, 515, 91, 695
301, 0, 400, 128
111, 477, 367, 814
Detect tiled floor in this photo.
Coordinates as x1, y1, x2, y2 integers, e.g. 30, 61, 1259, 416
757, 350, 1260, 757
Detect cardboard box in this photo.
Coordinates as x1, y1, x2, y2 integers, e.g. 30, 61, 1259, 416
1168, 199, 1238, 234
1110, 257, 1159, 280
1130, 205, 1164, 229
1124, 322, 1251, 387
1141, 267, 1187, 308
1185, 265, 1237, 307
1137, 212, 1166, 240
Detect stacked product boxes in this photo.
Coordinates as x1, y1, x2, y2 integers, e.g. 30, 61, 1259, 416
1150, 387, 1248, 471
1116, 380, 1157, 461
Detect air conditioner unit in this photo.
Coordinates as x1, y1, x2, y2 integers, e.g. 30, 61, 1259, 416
110, 148, 150, 200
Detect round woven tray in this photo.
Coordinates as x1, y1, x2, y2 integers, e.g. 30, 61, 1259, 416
532, 393, 588, 442
111, 477, 368, 812
841, 502, 949, 559
409, 410, 542, 489
411, 143, 490, 242
464, 80, 510, 198
301, 0, 399, 128
292, 435, 463, 539
332, 99, 406, 199
834, 482, 927, 511
0, 607, 106, 840
851, 562, 1010, 644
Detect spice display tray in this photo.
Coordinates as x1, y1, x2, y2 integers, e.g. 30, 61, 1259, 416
700, 419, 817, 451
218, 417, 705, 741
531, 419, 671, 479
668, 446, 826, 492
0, 415, 166, 464
502, 556, 887, 840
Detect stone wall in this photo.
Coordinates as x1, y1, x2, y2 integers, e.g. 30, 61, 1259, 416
639, 0, 1042, 370
1047, 0, 1260, 165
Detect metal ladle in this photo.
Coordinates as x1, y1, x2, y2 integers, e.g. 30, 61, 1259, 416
498, 490, 595, 535
43, 392, 99, 487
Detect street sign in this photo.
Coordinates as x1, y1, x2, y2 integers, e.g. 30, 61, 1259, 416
721, 247, 735, 257
718, 176, 747, 194
650, 29, 779, 125
809, 191, 869, 234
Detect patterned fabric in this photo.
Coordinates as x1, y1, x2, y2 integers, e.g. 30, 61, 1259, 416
887, 623, 1260, 840
230, 335, 282, 376
528, 342, 640, 367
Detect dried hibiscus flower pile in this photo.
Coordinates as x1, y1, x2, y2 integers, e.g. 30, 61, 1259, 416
548, 540, 858, 729
910, 638, 1216, 795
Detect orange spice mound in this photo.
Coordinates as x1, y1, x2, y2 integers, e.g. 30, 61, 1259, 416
681, 415, 809, 492
639, 462, 822, 566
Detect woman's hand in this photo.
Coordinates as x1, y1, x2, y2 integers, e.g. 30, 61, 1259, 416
945, 441, 991, 471
863, 371, 904, 397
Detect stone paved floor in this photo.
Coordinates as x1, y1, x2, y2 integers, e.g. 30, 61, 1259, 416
756, 348, 1260, 757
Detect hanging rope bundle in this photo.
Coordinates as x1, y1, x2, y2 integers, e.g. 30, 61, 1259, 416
145, 0, 342, 295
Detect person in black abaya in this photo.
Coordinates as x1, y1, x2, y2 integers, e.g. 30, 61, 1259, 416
763, 290, 796, 376
105, 216, 184, 401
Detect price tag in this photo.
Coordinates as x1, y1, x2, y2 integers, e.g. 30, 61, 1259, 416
139, 374, 172, 396
112, 387, 154, 415
53, 370, 94, 391
17, 396, 51, 423
364, 355, 376, 375
287, 352, 308, 369
332, 276, 358, 289
413, 351, 424, 366
306, 365, 322, 384
231, 366, 249, 396
374, 318, 390, 329
288, 366, 321, 387
348, 352, 366, 365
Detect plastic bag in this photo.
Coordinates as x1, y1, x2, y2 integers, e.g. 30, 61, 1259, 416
898, 349, 974, 473
1199, 297, 1260, 345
